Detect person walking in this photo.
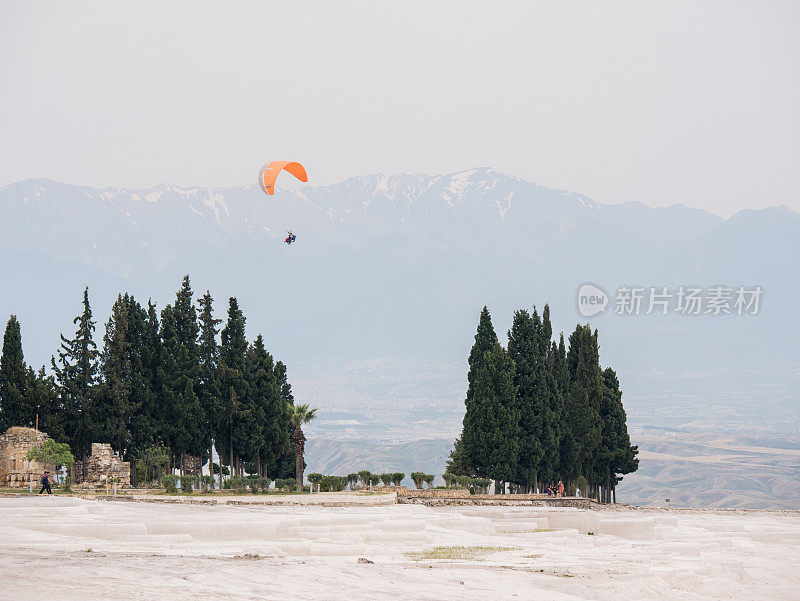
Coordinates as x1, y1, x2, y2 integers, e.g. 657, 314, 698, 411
557, 480, 564, 498
38, 471, 52, 495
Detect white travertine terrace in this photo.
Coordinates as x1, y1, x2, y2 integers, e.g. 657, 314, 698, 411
1, 497, 798, 600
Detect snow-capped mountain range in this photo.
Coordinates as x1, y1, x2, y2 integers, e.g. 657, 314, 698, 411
1, 168, 798, 434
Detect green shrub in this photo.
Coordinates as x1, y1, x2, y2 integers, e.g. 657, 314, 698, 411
410, 472, 436, 489
180, 476, 195, 494
574, 476, 589, 498
357, 471, 372, 489
212, 463, 230, 476
285, 478, 297, 491
319, 475, 346, 492
61, 475, 74, 492
472, 478, 490, 494
307, 473, 324, 492
162, 474, 178, 494
455, 475, 472, 489
229, 477, 248, 493
247, 477, 261, 494
274, 478, 285, 491
200, 475, 215, 492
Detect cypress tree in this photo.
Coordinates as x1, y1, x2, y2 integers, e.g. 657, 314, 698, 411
26, 366, 63, 440
463, 341, 519, 488
52, 287, 100, 479
271, 359, 296, 479
565, 324, 603, 487
136, 301, 163, 450
445, 436, 469, 476
160, 277, 206, 472
197, 291, 221, 479
218, 297, 249, 477
539, 305, 563, 486
600, 367, 639, 502
0, 315, 29, 429
507, 309, 543, 491
246, 335, 289, 478
97, 295, 138, 457
554, 332, 578, 484
457, 307, 499, 479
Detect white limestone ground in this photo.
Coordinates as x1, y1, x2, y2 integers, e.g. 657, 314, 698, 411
1, 497, 799, 600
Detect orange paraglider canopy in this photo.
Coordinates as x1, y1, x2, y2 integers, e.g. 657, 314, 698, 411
258, 161, 308, 195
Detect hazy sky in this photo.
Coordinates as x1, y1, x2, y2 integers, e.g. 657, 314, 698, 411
2, 1, 798, 217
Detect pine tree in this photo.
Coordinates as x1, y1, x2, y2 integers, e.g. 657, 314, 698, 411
52, 287, 100, 479
0, 315, 29, 429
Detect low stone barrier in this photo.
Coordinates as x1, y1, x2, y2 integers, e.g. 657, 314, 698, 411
398, 491, 596, 508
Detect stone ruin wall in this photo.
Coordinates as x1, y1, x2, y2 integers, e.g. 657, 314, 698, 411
183, 454, 202, 476
0, 427, 55, 487
73, 442, 131, 487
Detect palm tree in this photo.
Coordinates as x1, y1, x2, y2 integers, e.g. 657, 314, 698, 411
290, 404, 317, 492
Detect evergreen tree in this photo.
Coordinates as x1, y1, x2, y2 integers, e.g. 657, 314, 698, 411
507, 309, 544, 491
599, 367, 639, 502
197, 291, 221, 478
468, 306, 498, 366
217, 297, 249, 477
461, 329, 519, 489
445, 436, 469, 476
457, 308, 497, 478
52, 287, 100, 478
26, 366, 63, 440
246, 335, 289, 478
0, 315, 29, 429
132, 301, 163, 452
565, 324, 603, 486
540, 305, 563, 485
271, 359, 296, 479
160, 277, 206, 472
97, 295, 138, 457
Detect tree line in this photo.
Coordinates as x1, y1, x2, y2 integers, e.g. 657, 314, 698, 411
446, 305, 638, 503
0, 275, 304, 487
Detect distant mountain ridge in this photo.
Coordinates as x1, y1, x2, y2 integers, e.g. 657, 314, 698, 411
0, 169, 734, 277
1, 169, 798, 436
